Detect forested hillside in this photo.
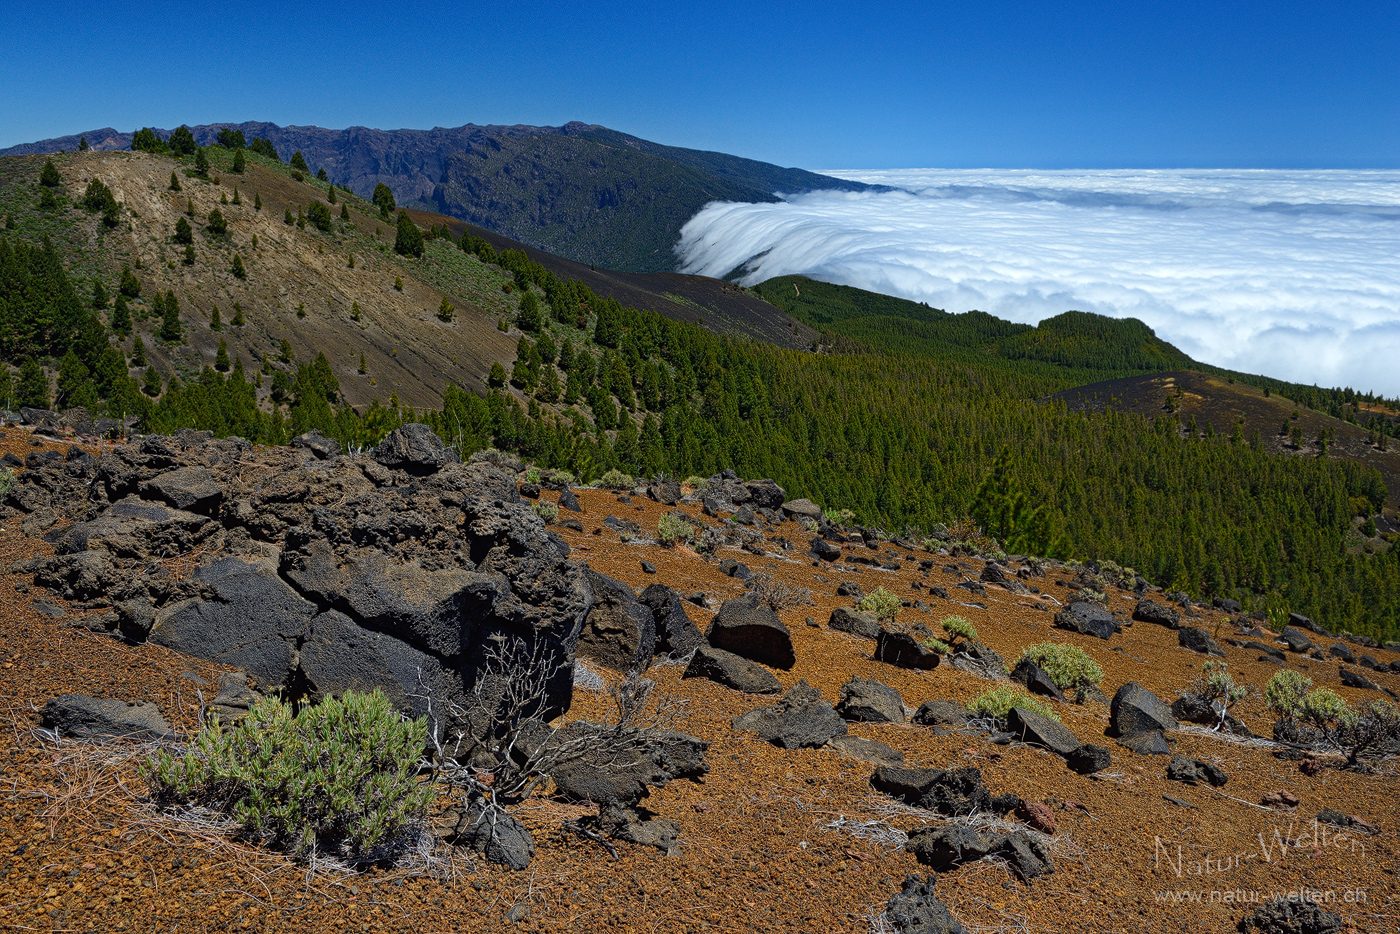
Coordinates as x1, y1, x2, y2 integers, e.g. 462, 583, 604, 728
2, 143, 1397, 638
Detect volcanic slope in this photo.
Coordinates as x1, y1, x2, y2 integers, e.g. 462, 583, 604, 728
0, 425, 1397, 934
1, 121, 873, 273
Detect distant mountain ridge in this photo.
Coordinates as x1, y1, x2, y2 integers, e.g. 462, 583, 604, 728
0, 121, 872, 272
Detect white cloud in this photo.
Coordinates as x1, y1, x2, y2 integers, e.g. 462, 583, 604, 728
674, 169, 1400, 395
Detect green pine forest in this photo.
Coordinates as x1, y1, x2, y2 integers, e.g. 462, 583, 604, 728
1, 145, 1397, 640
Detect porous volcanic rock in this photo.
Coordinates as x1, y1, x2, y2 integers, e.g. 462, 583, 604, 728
8, 426, 594, 740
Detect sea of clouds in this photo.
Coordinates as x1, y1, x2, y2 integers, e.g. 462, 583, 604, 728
674, 169, 1400, 396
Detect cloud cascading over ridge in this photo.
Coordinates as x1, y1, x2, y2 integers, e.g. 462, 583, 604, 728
674, 169, 1400, 395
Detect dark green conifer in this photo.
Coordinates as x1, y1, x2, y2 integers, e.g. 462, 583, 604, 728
169, 171, 181, 192
39, 159, 62, 187
290, 151, 309, 173
231, 148, 246, 174
119, 265, 141, 298
91, 279, 109, 309
157, 291, 183, 343
174, 216, 193, 244
142, 365, 162, 396
194, 147, 210, 175
394, 211, 423, 258
215, 339, 230, 371
17, 358, 49, 408
231, 254, 247, 279
111, 294, 132, 336
210, 306, 222, 331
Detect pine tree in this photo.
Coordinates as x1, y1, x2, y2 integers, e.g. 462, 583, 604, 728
284, 207, 294, 225
254, 191, 262, 210
347, 254, 355, 268
183, 243, 196, 265
169, 126, 197, 156
111, 294, 131, 336
358, 352, 367, 374
142, 365, 162, 396
38, 188, 56, 210
119, 265, 141, 298
394, 275, 403, 291
317, 167, 328, 181
232, 188, 242, 205
231, 148, 245, 174
231, 302, 245, 327
91, 279, 109, 309
279, 338, 293, 363
437, 297, 455, 322
350, 301, 361, 321
215, 339, 230, 372
489, 362, 507, 387
194, 147, 209, 176
207, 209, 227, 235
186, 198, 195, 216
157, 291, 183, 343
231, 254, 247, 279
340, 202, 350, 221
39, 159, 62, 187
169, 171, 181, 192
78, 137, 89, 151
210, 306, 222, 331
517, 291, 542, 331
327, 186, 336, 204
174, 216, 193, 244
372, 182, 395, 217
394, 211, 423, 258
0, 365, 12, 409
296, 303, 305, 318
17, 358, 49, 408
290, 151, 309, 173
131, 335, 147, 367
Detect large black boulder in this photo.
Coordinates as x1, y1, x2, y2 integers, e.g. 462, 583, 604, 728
140, 466, 223, 515
576, 570, 656, 672
870, 765, 992, 816
444, 800, 535, 870
875, 630, 942, 670
1236, 897, 1342, 934
706, 595, 795, 669
912, 699, 972, 728
1005, 706, 1081, 757
149, 555, 316, 689
1110, 682, 1177, 738
1178, 626, 1225, 657
829, 606, 881, 639
637, 584, 706, 657
836, 677, 906, 723
1054, 602, 1119, 639
371, 423, 459, 474
1009, 659, 1064, 701
882, 874, 969, 934
732, 680, 847, 749
1133, 599, 1180, 628
1166, 754, 1229, 787
681, 645, 782, 694
40, 694, 173, 742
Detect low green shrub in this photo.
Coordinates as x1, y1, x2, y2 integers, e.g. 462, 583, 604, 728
1264, 670, 1312, 720
1019, 643, 1103, 689
532, 500, 559, 523
599, 469, 634, 491
523, 466, 542, 484
857, 586, 902, 622
144, 691, 430, 859
941, 616, 978, 644
824, 508, 856, 527
682, 475, 708, 492
657, 512, 695, 547
969, 685, 1060, 725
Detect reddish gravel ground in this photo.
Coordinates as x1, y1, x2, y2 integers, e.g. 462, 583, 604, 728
1, 425, 1397, 933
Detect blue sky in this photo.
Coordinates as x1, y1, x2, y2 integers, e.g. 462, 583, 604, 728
2, 0, 1396, 169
